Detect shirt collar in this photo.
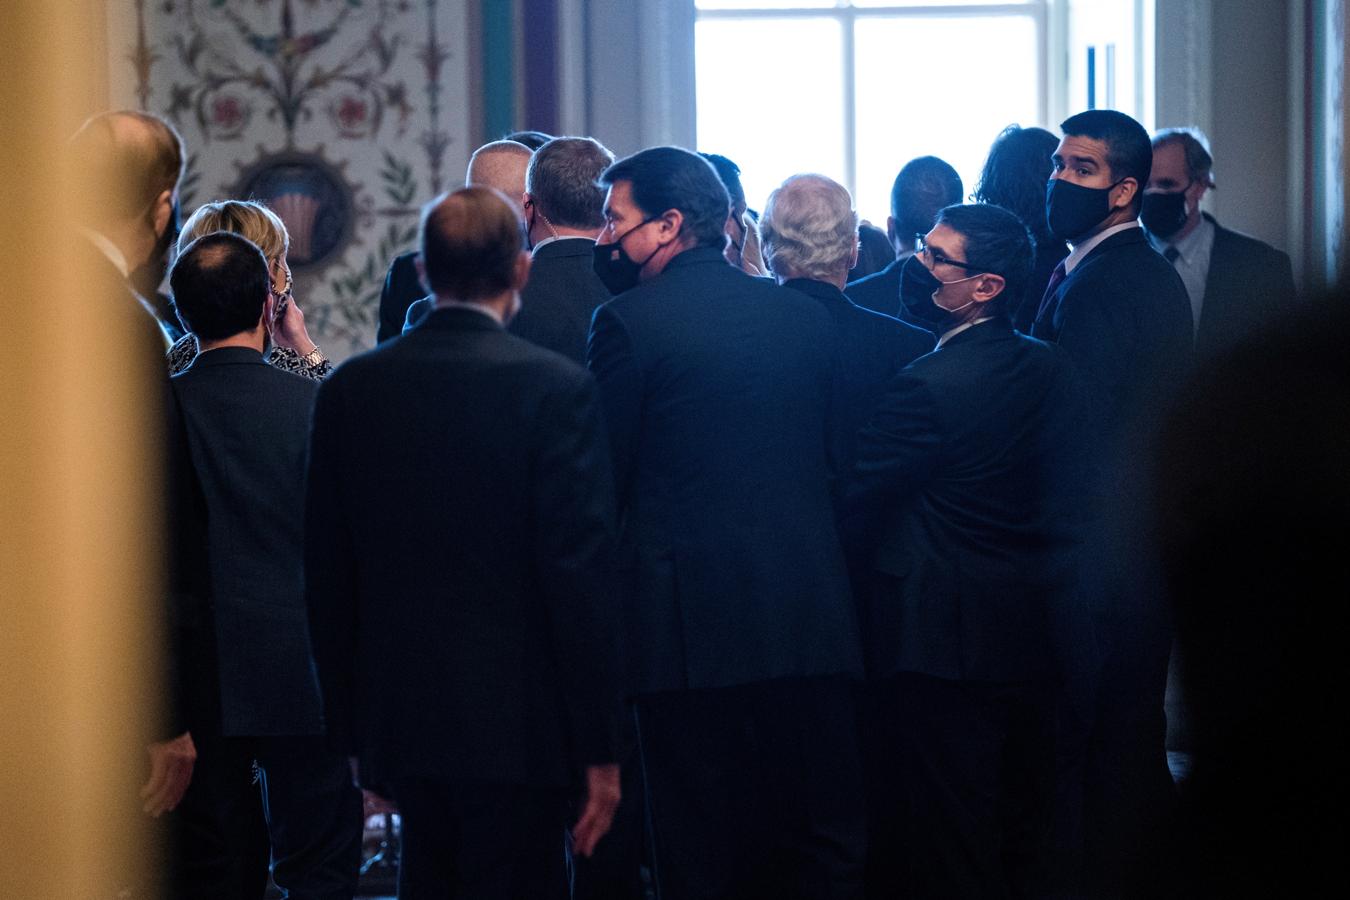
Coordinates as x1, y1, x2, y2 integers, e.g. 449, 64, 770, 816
937, 316, 996, 348
434, 298, 505, 325
1148, 213, 1214, 263
83, 228, 130, 277
531, 234, 594, 255
1064, 220, 1140, 274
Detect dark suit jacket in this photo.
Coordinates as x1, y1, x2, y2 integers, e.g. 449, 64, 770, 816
1032, 226, 1192, 483
587, 246, 862, 695
510, 237, 610, 364
1197, 213, 1297, 360
376, 250, 425, 344
305, 307, 621, 789
846, 257, 901, 318
845, 319, 1084, 682
171, 348, 325, 737
1012, 236, 1070, 334
781, 277, 934, 472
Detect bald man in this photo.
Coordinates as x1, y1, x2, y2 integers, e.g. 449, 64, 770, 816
376, 140, 533, 342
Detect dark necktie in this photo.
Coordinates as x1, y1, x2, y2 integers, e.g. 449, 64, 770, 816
1164, 245, 1181, 265
1035, 260, 1068, 324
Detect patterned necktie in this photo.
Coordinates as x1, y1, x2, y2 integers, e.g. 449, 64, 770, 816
1164, 245, 1181, 265
1035, 260, 1068, 324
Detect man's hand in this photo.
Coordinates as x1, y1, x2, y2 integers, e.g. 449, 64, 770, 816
142, 731, 197, 817
571, 763, 621, 858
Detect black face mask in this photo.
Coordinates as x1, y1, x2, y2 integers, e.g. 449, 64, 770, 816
592, 218, 659, 295
898, 254, 980, 330
1045, 177, 1127, 242
1139, 187, 1190, 239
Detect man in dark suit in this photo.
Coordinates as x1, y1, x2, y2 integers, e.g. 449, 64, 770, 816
1034, 109, 1194, 897
166, 232, 363, 899
70, 111, 201, 837
757, 173, 933, 474
846, 203, 1082, 898
846, 155, 963, 321
587, 147, 867, 899
408, 136, 615, 362
376, 140, 533, 342
1141, 127, 1298, 360
306, 186, 623, 898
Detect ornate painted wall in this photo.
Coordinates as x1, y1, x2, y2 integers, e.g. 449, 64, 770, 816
106, 0, 472, 360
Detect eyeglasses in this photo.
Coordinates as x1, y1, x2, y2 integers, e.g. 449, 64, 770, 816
914, 234, 983, 273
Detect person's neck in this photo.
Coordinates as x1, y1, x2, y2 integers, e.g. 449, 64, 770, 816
199, 330, 265, 354
532, 223, 601, 245
1070, 209, 1137, 247
435, 290, 513, 322
893, 241, 914, 260
640, 236, 698, 281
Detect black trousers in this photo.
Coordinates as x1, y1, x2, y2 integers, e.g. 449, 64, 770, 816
634, 676, 866, 900
389, 777, 571, 900
169, 733, 364, 899
865, 673, 1055, 900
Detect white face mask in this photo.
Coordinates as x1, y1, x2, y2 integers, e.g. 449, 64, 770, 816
932, 271, 982, 315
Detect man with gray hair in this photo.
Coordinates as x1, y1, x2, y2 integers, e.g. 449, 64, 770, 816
377, 139, 535, 341
1141, 127, 1296, 360
759, 174, 933, 473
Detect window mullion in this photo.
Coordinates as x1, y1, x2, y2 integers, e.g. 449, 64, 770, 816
842, 8, 857, 203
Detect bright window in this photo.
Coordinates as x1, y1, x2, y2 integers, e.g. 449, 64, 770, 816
695, 1, 1154, 227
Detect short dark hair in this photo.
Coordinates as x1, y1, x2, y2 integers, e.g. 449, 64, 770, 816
526, 137, 615, 228
1061, 109, 1153, 212
892, 156, 964, 243
1152, 127, 1216, 187
169, 231, 271, 341
934, 203, 1034, 316
600, 147, 730, 249
502, 130, 553, 151
699, 152, 747, 212
420, 186, 523, 301
974, 125, 1060, 243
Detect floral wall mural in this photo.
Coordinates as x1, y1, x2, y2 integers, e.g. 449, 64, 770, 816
108, 0, 472, 360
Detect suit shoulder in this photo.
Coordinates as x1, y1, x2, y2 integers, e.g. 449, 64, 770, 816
1212, 222, 1291, 264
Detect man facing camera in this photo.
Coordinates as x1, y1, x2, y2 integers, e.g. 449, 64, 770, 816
588, 148, 866, 899
306, 186, 623, 898
167, 232, 363, 899
845, 204, 1084, 899
1034, 109, 1193, 896
1142, 127, 1297, 360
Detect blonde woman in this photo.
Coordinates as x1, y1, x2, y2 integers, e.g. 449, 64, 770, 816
166, 200, 332, 379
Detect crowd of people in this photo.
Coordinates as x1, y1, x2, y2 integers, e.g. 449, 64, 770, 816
74, 104, 1305, 900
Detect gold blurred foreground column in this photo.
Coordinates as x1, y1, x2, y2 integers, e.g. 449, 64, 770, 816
1, 2, 162, 897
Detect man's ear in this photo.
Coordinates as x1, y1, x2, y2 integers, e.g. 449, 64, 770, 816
657, 208, 685, 245
849, 235, 860, 271
972, 273, 1006, 304
261, 291, 277, 330
512, 250, 532, 292
886, 215, 898, 248
1111, 177, 1139, 212
151, 189, 174, 238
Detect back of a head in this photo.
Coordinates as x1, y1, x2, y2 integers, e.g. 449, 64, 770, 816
759, 174, 858, 283
1152, 126, 1216, 187
974, 125, 1060, 240
466, 140, 534, 199
420, 186, 524, 301
892, 156, 964, 243
1061, 109, 1153, 208
169, 231, 270, 342
178, 199, 289, 262
934, 203, 1033, 315
525, 137, 615, 229
700, 153, 748, 214
599, 147, 730, 249
71, 110, 185, 228
502, 130, 554, 151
